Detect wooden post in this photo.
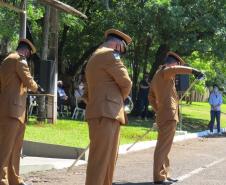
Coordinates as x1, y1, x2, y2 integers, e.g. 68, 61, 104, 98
41, 6, 50, 60
19, 0, 27, 39
48, 7, 58, 123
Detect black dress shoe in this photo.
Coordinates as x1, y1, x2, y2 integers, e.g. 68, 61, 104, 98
154, 179, 173, 184
167, 177, 178, 182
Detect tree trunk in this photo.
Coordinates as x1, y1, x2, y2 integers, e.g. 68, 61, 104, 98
19, 0, 26, 39
131, 44, 142, 102
58, 24, 69, 75
67, 43, 101, 76
102, 0, 110, 10
37, 6, 50, 123
149, 44, 169, 80
48, 7, 58, 123
0, 37, 9, 55
41, 6, 50, 60
142, 34, 152, 75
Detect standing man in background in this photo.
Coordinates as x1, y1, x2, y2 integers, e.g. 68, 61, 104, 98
83, 29, 132, 185
148, 51, 204, 184
0, 39, 41, 185
209, 85, 223, 135
137, 73, 150, 120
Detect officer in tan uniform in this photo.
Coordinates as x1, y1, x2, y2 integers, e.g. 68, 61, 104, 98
148, 52, 204, 184
0, 39, 41, 185
83, 29, 132, 185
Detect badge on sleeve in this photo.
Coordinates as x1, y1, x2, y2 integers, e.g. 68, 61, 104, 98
113, 51, 121, 61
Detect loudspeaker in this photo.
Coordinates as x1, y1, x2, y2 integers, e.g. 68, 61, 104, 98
175, 74, 189, 92
39, 60, 56, 94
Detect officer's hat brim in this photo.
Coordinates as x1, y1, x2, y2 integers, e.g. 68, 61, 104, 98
167, 51, 185, 65
104, 28, 132, 45
18, 39, 36, 54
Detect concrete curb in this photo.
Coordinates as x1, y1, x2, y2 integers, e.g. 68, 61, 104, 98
20, 157, 87, 174
20, 128, 225, 174
118, 128, 226, 154
23, 141, 85, 159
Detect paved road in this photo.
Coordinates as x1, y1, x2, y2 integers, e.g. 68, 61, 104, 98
24, 134, 226, 185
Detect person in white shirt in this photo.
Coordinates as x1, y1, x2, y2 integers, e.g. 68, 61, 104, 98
74, 81, 86, 109
208, 85, 223, 134
74, 82, 84, 98
57, 81, 68, 115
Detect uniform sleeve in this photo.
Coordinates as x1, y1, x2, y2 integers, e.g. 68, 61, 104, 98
105, 58, 132, 100
148, 83, 158, 112
219, 93, 223, 105
16, 59, 38, 92
163, 66, 193, 79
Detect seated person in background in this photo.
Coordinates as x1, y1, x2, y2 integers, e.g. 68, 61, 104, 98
57, 80, 68, 113
74, 81, 86, 109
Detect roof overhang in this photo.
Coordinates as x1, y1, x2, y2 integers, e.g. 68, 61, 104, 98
0, 1, 25, 13
0, 0, 87, 19
39, 0, 87, 19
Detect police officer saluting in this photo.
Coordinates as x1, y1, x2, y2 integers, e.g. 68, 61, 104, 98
83, 29, 132, 185
148, 52, 204, 184
0, 39, 42, 185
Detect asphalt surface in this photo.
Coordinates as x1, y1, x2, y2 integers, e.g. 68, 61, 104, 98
24, 133, 226, 185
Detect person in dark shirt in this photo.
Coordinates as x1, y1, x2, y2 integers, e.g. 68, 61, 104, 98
137, 73, 150, 120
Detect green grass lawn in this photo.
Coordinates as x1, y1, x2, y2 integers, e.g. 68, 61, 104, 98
181, 102, 226, 132
25, 102, 226, 148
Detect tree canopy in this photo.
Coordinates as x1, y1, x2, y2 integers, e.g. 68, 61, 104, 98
0, 0, 226, 99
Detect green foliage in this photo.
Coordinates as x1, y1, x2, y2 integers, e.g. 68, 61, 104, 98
0, 0, 226, 95
223, 95, 226, 104
0, 8, 19, 47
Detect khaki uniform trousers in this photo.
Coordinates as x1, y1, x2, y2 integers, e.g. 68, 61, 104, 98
0, 117, 25, 185
85, 117, 120, 185
153, 120, 177, 182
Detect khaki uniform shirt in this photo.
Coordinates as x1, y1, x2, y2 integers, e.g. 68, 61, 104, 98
0, 52, 38, 124
83, 47, 132, 124
148, 65, 192, 123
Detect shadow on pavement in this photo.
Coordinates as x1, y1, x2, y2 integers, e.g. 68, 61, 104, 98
204, 133, 226, 138
113, 182, 154, 185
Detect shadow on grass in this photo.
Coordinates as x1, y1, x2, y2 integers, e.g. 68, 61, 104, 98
179, 116, 209, 133
126, 116, 154, 129
128, 115, 210, 133
113, 182, 154, 185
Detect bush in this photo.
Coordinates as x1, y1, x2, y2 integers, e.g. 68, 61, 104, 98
223, 95, 226, 104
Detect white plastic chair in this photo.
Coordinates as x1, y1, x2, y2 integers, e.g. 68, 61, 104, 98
28, 96, 38, 115
71, 97, 85, 120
